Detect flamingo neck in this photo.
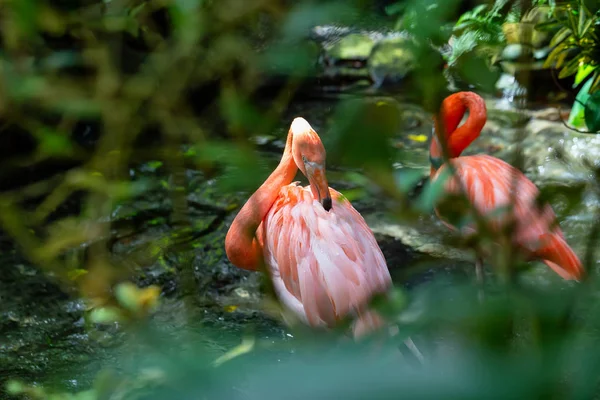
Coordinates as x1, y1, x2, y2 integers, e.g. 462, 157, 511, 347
224, 129, 298, 270
429, 92, 487, 172
249, 132, 298, 219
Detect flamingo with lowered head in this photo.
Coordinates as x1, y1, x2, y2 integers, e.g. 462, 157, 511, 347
429, 91, 584, 282
225, 117, 392, 338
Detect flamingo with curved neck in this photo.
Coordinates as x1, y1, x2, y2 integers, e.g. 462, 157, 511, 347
429, 91, 584, 282
225, 117, 392, 337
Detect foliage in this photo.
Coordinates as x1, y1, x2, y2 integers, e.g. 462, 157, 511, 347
536, 0, 600, 131
442, 0, 553, 67
539, 0, 600, 87
448, 1, 510, 66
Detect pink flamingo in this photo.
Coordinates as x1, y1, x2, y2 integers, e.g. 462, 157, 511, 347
429, 91, 584, 282
225, 117, 392, 338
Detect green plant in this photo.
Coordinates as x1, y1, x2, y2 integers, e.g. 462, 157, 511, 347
445, 0, 551, 67
448, 1, 510, 66
536, 0, 600, 130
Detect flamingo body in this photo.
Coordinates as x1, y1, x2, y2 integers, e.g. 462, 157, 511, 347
257, 183, 391, 330
432, 154, 580, 279
430, 91, 584, 280
225, 117, 391, 338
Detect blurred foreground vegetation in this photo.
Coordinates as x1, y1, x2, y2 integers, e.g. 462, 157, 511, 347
2, 0, 600, 398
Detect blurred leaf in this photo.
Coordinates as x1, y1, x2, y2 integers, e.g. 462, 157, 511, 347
405, 0, 461, 44
169, 0, 204, 46
416, 167, 451, 212
213, 336, 255, 367
338, 187, 366, 202
435, 192, 474, 228
282, 2, 357, 40
146, 161, 164, 171
394, 168, 424, 194
38, 128, 74, 156
5, 380, 25, 395
115, 282, 161, 314
219, 88, 265, 133
194, 141, 269, 192
12, 0, 37, 37
49, 99, 103, 118
89, 307, 124, 324
260, 41, 319, 77
67, 268, 88, 281
370, 287, 408, 318
457, 52, 501, 93
38, 51, 82, 71
327, 99, 400, 170
385, 2, 406, 16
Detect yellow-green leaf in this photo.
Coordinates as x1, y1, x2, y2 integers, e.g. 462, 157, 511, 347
558, 56, 581, 79
550, 26, 572, 47
574, 64, 596, 86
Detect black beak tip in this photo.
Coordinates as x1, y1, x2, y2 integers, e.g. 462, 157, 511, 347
322, 197, 332, 212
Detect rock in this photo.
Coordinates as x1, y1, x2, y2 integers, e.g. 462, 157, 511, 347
367, 213, 471, 262
367, 36, 417, 88
518, 119, 600, 185
500, 43, 526, 61
308, 26, 434, 91
323, 33, 376, 65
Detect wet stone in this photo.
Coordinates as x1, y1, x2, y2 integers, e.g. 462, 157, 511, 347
368, 36, 417, 88
324, 33, 376, 65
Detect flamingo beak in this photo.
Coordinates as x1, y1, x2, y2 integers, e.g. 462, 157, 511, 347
305, 161, 332, 211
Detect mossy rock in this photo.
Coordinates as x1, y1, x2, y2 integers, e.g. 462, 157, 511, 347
367, 36, 417, 87
325, 33, 376, 63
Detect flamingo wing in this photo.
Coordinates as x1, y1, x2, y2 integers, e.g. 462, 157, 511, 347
434, 155, 582, 279
258, 183, 391, 328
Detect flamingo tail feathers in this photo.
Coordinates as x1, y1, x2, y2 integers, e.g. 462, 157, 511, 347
536, 234, 584, 281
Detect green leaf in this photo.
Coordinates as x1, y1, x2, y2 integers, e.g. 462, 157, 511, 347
549, 26, 572, 48
578, 14, 593, 38
584, 91, 600, 132
554, 46, 571, 69
574, 64, 596, 86
394, 168, 425, 194
543, 42, 567, 68
558, 56, 581, 79
589, 72, 600, 93
568, 75, 593, 127
577, 3, 586, 38
534, 19, 563, 31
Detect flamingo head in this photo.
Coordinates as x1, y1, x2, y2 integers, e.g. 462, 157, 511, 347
290, 117, 332, 211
